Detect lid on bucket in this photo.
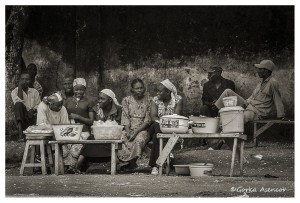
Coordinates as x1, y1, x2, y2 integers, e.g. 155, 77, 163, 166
219, 106, 244, 113
161, 114, 188, 120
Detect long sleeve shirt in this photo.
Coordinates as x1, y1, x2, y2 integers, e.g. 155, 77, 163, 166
36, 102, 70, 125
246, 76, 285, 118
11, 87, 41, 111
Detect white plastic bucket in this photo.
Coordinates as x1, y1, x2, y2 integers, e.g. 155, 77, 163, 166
189, 163, 213, 176
219, 106, 244, 133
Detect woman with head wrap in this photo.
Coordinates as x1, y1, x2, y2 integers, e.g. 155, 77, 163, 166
117, 79, 152, 171
148, 79, 183, 175
37, 92, 69, 125
75, 88, 122, 173
63, 78, 95, 174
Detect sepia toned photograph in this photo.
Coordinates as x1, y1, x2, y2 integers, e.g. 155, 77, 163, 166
4, 4, 294, 198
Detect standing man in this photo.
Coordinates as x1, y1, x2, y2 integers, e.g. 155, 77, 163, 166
27, 63, 43, 98
200, 66, 235, 149
11, 72, 41, 141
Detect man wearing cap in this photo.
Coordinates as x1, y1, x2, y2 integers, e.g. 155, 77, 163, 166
214, 59, 285, 122
200, 66, 235, 149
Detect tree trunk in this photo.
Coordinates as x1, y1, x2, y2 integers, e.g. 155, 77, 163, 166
5, 6, 31, 139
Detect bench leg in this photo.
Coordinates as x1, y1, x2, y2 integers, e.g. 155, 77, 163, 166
253, 122, 257, 147
230, 138, 238, 177
58, 144, 64, 174
239, 140, 245, 176
111, 143, 116, 175
30, 144, 36, 174
40, 140, 47, 175
54, 144, 59, 175
166, 154, 170, 176
46, 144, 54, 174
20, 141, 30, 176
159, 138, 163, 176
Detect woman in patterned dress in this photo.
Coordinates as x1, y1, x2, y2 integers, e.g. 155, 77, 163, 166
63, 78, 94, 174
148, 79, 183, 175
117, 79, 152, 171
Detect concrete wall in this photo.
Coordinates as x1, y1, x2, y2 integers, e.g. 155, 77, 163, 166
6, 6, 294, 138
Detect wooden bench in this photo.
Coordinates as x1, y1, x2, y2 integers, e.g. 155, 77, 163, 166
157, 133, 247, 177
48, 140, 123, 175
253, 120, 294, 147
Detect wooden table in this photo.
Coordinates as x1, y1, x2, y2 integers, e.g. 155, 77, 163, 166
157, 133, 247, 177
49, 140, 123, 175
253, 120, 294, 147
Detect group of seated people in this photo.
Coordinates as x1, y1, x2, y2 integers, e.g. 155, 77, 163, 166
11, 59, 286, 175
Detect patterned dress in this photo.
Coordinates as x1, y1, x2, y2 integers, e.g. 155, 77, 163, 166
62, 96, 94, 166
117, 95, 152, 162
152, 95, 182, 117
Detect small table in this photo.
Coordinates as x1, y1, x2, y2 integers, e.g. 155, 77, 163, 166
48, 140, 123, 175
157, 133, 247, 177
253, 120, 294, 147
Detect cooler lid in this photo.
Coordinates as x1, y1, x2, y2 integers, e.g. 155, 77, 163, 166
219, 106, 244, 113
161, 114, 188, 120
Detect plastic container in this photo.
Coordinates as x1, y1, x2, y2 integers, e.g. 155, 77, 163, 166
189, 163, 214, 176
174, 165, 190, 176
91, 125, 124, 140
222, 96, 237, 107
219, 106, 244, 133
52, 124, 83, 141
189, 116, 220, 133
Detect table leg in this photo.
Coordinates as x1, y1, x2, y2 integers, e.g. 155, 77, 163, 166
58, 144, 64, 174
54, 144, 59, 175
230, 138, 238, 177
253, 122, 257, 147
239, 140, 245, 176
166, 154, 170, 176
111, 143, 116, 175
20, 141, 30, 176
30, 144, 36, 175
159, 138, 163, 176
40, 140, 47, 175
46, 144, 54, 174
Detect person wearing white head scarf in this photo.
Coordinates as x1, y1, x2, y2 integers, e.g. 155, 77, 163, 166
63, 78, 94, 174
76, 89, 123, 172
37, 92, 69, 125
148, 79, 183, 175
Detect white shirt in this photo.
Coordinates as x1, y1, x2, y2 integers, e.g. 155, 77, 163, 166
11, 87, 41, 111
36, 102, 70, 125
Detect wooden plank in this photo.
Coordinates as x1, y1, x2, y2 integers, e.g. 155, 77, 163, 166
111, 143, 116, 175
23, 163, 43, 167
20, 141, 30, 175
240, 140, 245, 176
157, 133, 246, 140
253, 120, 294, 124
40, 140, 47, 175
159, 138, 163, 176
156, 135, 179, 167
49, 140, 123, 144
230, 138, 238, 177
254, 122, 275, 137
55, 144, 59, 175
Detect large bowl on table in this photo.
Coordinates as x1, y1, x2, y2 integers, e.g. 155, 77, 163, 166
189, 116, 220, 134
52, 124, 83, 141
91, 125, 124, 140
159, 114, 189, 134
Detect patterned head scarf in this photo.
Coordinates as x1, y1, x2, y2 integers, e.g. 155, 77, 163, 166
43, 92, 63, 105
160, 79, 177, 108
101, 89, 121, 106
73, 78, 86, 87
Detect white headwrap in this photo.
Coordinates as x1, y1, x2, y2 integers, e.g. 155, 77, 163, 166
73, 78, 86, 87
101, 89, 121, 106
46, 92, 63, 104
160, 79, 177, 108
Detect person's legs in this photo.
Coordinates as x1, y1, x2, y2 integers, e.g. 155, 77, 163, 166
214, 89, 247, 109
14, 102, 27, 140
148, 122, 161, 168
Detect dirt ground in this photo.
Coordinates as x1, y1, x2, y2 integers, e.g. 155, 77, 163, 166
5, 136, 294, 197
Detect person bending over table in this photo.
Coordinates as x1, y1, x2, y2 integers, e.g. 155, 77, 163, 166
117, 79, 152, 171
76, 89, 122, 173
63, 78, 94, 174
148, 79, 183, 175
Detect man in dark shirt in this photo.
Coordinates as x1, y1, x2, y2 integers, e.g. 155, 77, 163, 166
201, 66, 235, 117
200, 66, 235, 149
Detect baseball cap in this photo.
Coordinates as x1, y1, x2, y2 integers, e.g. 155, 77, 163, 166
207, 66, 223, 73
254, 60, 275, 71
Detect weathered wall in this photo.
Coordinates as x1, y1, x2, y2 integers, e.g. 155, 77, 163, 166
6, 6, 294, 138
